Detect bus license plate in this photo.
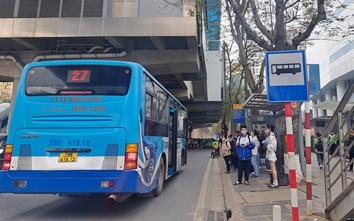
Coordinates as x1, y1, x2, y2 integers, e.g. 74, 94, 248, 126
58, 152, 78, 162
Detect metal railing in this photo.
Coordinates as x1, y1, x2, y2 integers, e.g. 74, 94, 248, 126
322, 79, 354, 208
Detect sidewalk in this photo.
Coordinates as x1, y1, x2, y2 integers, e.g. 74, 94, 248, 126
219, 153, 338, 221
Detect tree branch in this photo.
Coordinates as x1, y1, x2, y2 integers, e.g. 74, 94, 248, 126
225, 1, 257, 93
226, 0, 273, 51
285, 0, 300, 10
291, 0, 326, 48
249, 0, 275, 44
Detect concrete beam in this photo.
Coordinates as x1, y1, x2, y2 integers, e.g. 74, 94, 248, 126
0, 17, 197, 38
191, 118, 220, 128
169, 89, 190, 100
174, 76, 187, 89
184, 102, 221, 112
188, 112, 221, 119
11, 38, 40, 50
8, 49, 199, 74
132, 50, 199, 74
150, 37, 166, 50
154, 71, 201, 82
105, 37, 126, 49
192, 80, 207, 101
186, 36, 197, 49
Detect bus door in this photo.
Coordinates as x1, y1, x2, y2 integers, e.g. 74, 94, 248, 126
181, 117, 188, 166
168, 108, 177, 175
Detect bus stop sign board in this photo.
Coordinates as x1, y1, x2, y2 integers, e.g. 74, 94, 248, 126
265, 50, 309, 102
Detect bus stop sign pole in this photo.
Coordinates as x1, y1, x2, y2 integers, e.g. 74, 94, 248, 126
285, 102, 299, 221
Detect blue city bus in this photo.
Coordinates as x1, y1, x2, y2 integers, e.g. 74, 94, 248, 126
0, 60, 188, 201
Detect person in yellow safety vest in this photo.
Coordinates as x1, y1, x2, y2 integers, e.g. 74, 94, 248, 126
211, 140, 220, 157
328, 130, 338, 156
212, 141, 219, 149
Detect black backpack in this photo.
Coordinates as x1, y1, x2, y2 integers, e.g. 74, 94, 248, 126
317, 138, 323, 151
230, 140, 235, 149
236, 135, 251, 146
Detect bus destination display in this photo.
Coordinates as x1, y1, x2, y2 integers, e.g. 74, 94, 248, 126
66, 70, 91, 83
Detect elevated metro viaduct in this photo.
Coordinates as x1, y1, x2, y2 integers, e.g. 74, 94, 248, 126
0, 0, 223, 131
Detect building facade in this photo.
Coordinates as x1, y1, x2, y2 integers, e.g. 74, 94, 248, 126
306, 1, 354, 133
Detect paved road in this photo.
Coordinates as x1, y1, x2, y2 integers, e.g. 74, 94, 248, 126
0, 148, 210, 221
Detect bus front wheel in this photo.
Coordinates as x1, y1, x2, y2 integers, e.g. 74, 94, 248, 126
154, 160, 165, 197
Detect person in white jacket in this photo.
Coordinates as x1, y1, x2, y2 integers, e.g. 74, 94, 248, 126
250, 130, 260, 177
263, 124, 278, 189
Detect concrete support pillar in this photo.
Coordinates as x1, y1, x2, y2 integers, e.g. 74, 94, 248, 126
311, 99, 318, 118
317, 98, 324, 117
336, 80, 346, 99
325, 89, 334, 116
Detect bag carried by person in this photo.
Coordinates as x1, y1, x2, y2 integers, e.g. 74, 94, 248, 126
316, 138, 323, 151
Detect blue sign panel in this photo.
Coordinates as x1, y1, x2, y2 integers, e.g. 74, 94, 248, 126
265, 50, 309, 102
308, 64, 321, 95
233, 109, 245, 123
206, 0, 221, 51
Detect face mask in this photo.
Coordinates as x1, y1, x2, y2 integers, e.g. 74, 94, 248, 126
241, 131, 247, 135
265, 130, 269, 135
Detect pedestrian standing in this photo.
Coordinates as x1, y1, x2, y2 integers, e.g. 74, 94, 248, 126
230, 131, 239, 170
233, 125, 255, 185
221, 135, 232, 174
328, 131, 338, 156
347, 130, 354, 172
264, 124, 278, 189
250, 129, 260, 177
313, 132, 324, 169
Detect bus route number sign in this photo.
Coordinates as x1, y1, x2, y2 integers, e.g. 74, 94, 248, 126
66, 70, 91, 83
58, 152, 78, 162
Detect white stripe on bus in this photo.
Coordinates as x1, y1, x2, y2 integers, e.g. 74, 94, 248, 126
10, 156, 125, 170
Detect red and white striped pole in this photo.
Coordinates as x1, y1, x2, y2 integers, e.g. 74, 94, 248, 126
305, 101, 312, 215
285, 102, 299, 221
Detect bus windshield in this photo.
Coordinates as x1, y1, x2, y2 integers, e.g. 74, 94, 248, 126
25, 65, 132, 96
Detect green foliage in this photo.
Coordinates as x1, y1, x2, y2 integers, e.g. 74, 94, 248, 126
1, 98, 11, 103
211, 121, 222, 136
187, 0, 205, 18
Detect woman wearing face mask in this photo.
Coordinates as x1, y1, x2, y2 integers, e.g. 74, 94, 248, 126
264, 124, 278, 188
233, 125, 255, 185
250, 129, 260, 177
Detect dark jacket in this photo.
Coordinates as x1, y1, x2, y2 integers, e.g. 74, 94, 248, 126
348, 136, 354, 153
235, 135, 255, 160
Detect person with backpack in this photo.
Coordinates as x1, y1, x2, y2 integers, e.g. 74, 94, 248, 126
233, 125, 255, 185
313, 132, 324, 169
221, 135, 232, 174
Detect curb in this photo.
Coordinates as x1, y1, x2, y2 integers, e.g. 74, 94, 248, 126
193, 159, 211, 221
219, 157, 244, 221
